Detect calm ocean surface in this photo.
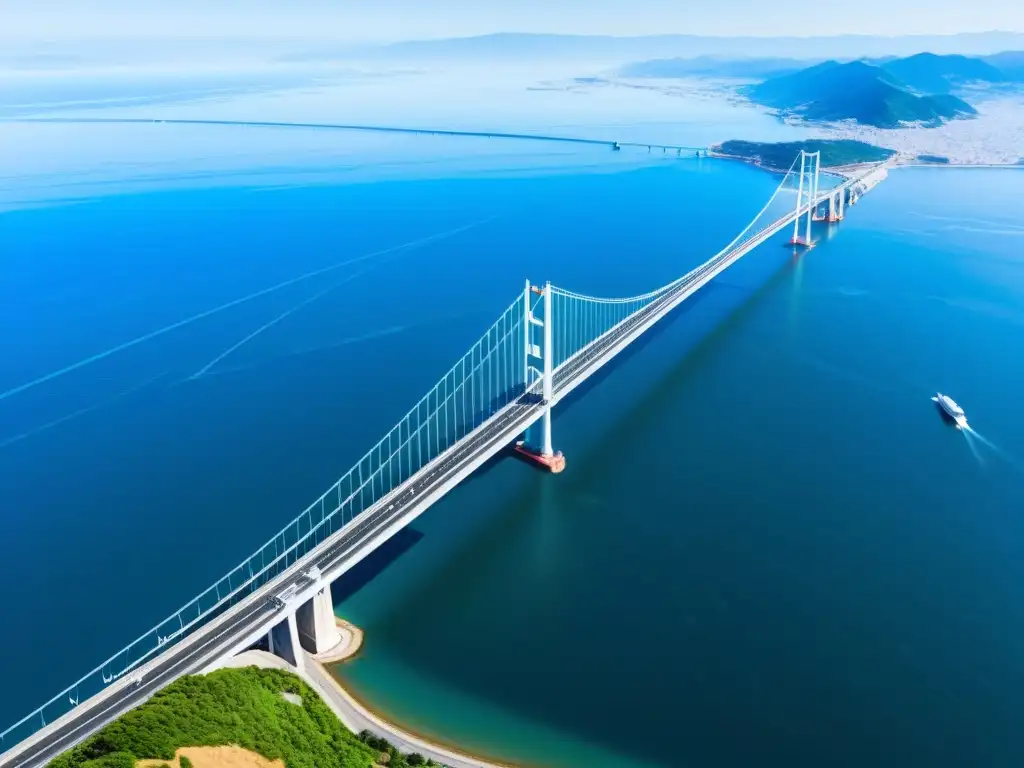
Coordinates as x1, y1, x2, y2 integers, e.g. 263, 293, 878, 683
1, 69, 1023, 767
329, 166, 1024, 768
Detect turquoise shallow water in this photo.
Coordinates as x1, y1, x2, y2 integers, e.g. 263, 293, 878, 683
330, 167, 1024, 768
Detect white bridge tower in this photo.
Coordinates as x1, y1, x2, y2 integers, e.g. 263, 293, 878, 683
515, 279, 566, 473
788, 149, 820, 248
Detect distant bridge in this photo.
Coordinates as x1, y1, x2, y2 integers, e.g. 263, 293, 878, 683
8, 117, 709, 155
0, 150, 886, 767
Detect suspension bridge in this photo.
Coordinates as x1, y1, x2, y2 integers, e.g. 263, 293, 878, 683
0, 150, 887, 767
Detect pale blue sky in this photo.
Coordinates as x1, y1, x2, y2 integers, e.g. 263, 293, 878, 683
3, 0, 1022, 42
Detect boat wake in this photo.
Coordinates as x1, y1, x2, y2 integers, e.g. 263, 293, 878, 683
962, 425, 1022, 471
0, 218, 494, 404
0, 372, 168, 450
186, 261, 382, 381
181, 324, 410, 383
961, 427, 987, 466
930, 395, 1017, 469
182, 304, 489, 383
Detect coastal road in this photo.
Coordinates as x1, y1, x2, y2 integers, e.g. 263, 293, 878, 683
218, 650, 503, 768
1, 173, 851, 768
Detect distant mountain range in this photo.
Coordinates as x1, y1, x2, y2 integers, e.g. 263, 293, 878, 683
984, 50, 1024, 79
621, 50, 1024, 88
280, 31, 1024, 64
617, 49, 1024, 130
619, 56, 807, 80
7, 31, 1024, 71
881, 52, 1009, 93
746, 58, 981, 128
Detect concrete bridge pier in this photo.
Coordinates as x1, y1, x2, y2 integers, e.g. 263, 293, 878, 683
296, 584, 343, 655
268, 610, 305, 670
515, 281, 566, 473
540, 280, 555, 458
849, 181, 864, 206
827, 188, 844, 223
788, 150, 820, 247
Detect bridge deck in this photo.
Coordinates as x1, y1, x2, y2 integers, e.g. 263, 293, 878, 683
12, 118, 708, 154
0, 169, 876, 768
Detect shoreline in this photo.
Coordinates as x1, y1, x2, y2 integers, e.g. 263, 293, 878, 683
319, 659, 525, 768
312, 615, 525, 768
710, 149, 1023, 176
225, 646, 520, 768
706, 151, 793, 175
708, 151, 881, 177
891, 162, 1024, 169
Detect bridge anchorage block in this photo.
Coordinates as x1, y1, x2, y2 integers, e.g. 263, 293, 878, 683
514, 441, 566, 473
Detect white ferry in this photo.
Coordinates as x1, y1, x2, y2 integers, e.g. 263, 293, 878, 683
935, 393, 968, 429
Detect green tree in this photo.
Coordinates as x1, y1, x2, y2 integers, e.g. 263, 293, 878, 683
80, 754, 135, 768
46, 668, 376, 768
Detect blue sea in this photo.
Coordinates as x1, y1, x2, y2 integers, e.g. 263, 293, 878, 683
1, 66, 1023, 767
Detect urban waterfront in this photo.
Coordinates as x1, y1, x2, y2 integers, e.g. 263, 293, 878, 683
2, 113, 1023, 766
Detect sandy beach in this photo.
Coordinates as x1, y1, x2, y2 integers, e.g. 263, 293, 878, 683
221, 625, 517, 768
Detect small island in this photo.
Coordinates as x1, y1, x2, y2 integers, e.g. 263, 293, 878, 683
711, 139, 896, 171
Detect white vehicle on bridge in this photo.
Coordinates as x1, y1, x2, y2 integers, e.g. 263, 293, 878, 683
274, 584, 300, 606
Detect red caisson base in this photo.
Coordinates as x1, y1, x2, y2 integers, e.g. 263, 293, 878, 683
514, 441, 566, 473
786, 236, 814, 248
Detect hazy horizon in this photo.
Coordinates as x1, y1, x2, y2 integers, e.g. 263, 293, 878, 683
4, 0, 1024, 44
5, 29, 1024, 72
9, 29, 1024, 44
